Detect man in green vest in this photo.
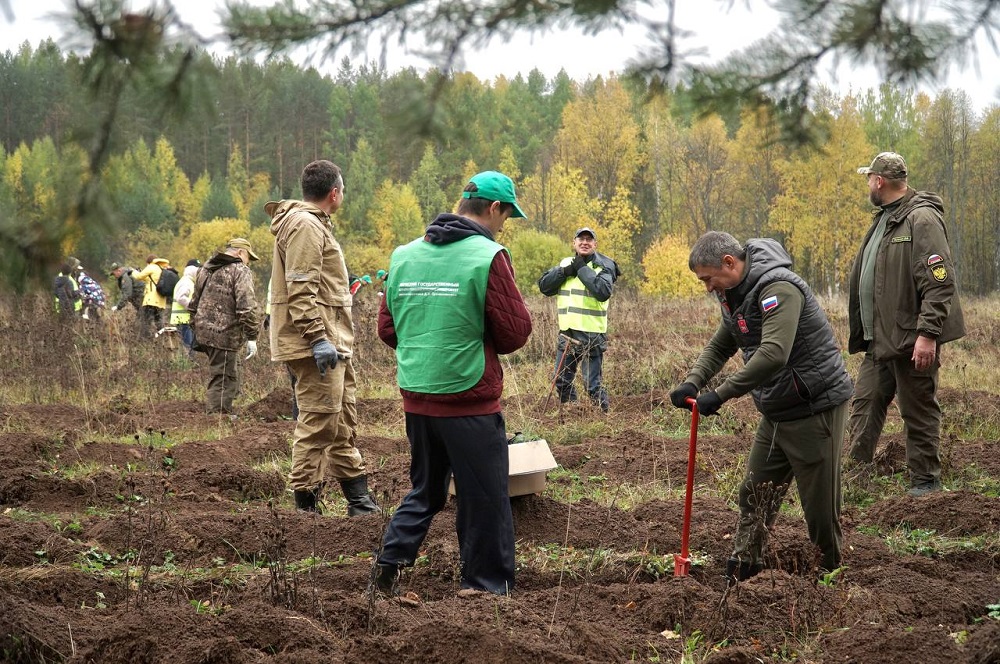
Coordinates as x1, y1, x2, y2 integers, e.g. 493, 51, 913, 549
538, 227, 621, 412
374, 171, 532, 601
670, 231, 853, 583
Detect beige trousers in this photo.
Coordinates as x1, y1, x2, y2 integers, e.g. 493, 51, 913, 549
286, 356, 365, 490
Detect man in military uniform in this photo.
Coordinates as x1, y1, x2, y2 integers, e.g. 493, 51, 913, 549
847, 152, 966, 497
266, 160, 379, 517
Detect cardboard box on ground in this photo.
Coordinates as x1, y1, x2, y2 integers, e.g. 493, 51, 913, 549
448, 439, 558, 497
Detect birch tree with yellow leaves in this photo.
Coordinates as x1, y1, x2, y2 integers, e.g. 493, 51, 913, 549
554, 76, 643, 202
770, 96, 874, 295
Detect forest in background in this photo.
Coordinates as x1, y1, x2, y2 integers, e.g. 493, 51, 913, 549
2, 39, 999, 296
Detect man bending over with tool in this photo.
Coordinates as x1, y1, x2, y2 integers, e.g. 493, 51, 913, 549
669, 231, 852, 583
538, 227, 620, 412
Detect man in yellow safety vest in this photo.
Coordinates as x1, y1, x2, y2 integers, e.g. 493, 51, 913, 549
538, 227, 621, 412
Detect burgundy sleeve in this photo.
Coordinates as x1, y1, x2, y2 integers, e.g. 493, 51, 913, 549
485, 251, 532, 354
377, 295, 398, 348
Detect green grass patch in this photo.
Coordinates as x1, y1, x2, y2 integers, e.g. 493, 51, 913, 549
860, 523, 1000, 558
515, 542, 710, 580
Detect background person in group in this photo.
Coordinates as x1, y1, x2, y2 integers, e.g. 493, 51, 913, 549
188, 239, 260, 416
53, 261, 81, 319
131, 254, 169, 338
171, 259, 201, 355
374, 170, 532, 600
108, 262, 145, 313
266, 159, 379, 517
537, 227, 620, 412
670, 231, 853, 583
74, 263, 107, 321
847, 152, 966, 497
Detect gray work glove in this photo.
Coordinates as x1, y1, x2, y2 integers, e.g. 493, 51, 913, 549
311, 339, 339, 377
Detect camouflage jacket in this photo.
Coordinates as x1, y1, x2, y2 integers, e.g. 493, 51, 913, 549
189, 252, 260, 351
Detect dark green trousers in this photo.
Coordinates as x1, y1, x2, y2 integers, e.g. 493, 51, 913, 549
732, 401, 847, 573
205, 347, 240, 414
848, 352, 941, 486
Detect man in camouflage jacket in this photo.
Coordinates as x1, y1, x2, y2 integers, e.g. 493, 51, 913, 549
189, 238, 261, 415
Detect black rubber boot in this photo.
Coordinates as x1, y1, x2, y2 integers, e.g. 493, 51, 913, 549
293, 488, 319, 512
725, 557, 763, 586
340, 476, 380, 517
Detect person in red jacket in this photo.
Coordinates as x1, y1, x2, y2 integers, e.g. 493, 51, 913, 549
374, 171, 532, 600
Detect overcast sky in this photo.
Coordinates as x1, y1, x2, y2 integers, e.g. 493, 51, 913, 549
2, 0, 998, 112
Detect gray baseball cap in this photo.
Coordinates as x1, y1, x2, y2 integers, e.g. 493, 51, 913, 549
857, 152, 907, 179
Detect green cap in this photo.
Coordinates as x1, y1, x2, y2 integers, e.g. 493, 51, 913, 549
462, 171, 526, 219
857, 152, 907, 179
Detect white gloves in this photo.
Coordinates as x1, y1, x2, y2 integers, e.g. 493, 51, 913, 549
245, 340, 258, 359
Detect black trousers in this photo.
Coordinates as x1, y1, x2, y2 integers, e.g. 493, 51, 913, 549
379, 412, 515, 594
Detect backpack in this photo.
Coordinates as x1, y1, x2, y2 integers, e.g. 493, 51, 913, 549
156, 267, 179, 297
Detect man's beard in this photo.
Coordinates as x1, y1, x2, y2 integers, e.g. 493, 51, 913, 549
869, 190, 883, 207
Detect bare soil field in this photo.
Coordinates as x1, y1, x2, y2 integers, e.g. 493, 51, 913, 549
2, 386, 999, 663
2, 294, 1000, 662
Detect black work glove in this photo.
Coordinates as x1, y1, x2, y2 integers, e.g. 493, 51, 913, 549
262, 314, 270, 331
669, 382, 699, 409
311, 339, 339, 377
695, 391, 724, 416
562, 254, 588, 278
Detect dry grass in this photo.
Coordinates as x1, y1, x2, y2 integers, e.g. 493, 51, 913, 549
2, 290, 996, 429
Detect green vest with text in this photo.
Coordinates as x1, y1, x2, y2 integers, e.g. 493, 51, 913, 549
387, 234, 505, 393
556, 258, 608, 333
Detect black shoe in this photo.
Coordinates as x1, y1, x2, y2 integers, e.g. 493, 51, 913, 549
374, 562, 400, 595
907, 481, 942, 497
293, 488, 319, 512
340, 476, 380, 517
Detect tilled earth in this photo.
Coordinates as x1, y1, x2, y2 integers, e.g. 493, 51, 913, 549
1, 388, 1000, 663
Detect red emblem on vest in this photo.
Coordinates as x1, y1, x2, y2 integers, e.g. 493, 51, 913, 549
737, 315, 749, 334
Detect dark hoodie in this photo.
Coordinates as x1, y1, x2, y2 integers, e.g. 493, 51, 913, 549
720, 239, 853, 421
378, 214, 532, 417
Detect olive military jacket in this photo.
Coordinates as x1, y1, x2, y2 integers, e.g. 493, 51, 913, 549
189, 253, 260, 351
847, 188, 966, 361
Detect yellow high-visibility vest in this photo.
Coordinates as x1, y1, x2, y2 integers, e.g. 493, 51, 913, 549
556, 258, 608, 333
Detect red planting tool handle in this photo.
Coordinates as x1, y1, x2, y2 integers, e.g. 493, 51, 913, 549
674, 397, 699, 577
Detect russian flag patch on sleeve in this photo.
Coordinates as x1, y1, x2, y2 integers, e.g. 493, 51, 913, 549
761, 295, 779, 313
